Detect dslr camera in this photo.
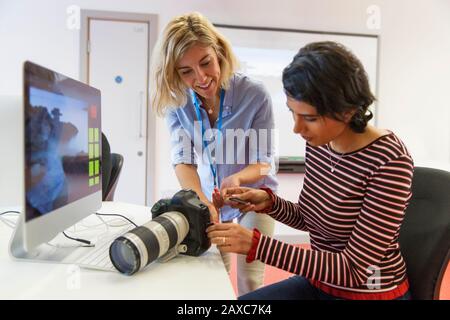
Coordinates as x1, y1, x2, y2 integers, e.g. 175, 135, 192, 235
109, 189, 211, 275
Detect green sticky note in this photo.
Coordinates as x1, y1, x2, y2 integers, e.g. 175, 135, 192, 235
94, 128, 99, 142
89, 144, 94, 159
89, 161, 94, 176
89, 178, 94, 186
89, 128, 94, 143
94, 176, 99, 185
95, 160, 99, 175
94, 144, 99, 158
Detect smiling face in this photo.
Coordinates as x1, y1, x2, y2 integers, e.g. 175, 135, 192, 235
177, 44, 221, 102
286, 96, 353, 147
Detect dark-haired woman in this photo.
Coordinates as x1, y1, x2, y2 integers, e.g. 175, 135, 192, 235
207, 41, 413, 300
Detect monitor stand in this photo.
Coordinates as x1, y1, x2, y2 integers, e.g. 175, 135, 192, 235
9, 216, 85, 263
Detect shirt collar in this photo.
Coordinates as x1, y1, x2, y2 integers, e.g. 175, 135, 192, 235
187, 74, 236, 117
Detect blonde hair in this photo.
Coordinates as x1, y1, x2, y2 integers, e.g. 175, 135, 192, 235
150, 12, 238, 116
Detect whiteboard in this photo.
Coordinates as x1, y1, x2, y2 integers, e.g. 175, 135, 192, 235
216, 25, 378, 158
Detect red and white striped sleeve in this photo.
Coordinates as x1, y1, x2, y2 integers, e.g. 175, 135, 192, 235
260, 190, 309, 232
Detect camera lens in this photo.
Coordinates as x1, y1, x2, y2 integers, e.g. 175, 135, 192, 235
109, 237, 140, 275
109, 211, 189, 275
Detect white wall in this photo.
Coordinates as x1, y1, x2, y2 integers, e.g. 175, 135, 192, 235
1, 0, 450, 239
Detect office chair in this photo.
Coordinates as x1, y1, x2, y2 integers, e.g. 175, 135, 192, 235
101, 133, 124, 201
399, 167, 450, 300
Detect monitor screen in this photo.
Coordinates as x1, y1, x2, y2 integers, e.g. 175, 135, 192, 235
24, 61, 101, 223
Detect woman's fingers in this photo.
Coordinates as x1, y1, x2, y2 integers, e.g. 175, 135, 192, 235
207, 204, 219, 223
207, 224, 233, 246
220, 187, 250, 198
210, 237, 233, 246
218, 187, 266, 212
231, 191, 255, 202
207, 230, 230, 239
212, 188, 224, 208
223, 197, 249, 208
206, 222, 234, 232
206, 223, 253, 255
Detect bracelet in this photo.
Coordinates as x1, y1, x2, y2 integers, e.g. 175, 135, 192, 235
246, 228, 261, 263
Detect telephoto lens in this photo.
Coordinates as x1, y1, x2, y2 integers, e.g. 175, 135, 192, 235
109, 211, 189, 275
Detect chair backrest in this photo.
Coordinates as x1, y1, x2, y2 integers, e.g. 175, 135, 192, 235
101, 133, 124, 201
104, 153, 124, 201
399, 167, 450, 300
101, 133, 112, 200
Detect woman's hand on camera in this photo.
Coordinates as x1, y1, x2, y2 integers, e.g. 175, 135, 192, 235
206, 223, 253, 255
221, 187, 273, 213
205, 201, 219, 223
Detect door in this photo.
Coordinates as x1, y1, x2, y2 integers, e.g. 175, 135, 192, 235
88, 19, 148, 205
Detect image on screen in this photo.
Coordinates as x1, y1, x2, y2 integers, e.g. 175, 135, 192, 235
25, 81, 101, 222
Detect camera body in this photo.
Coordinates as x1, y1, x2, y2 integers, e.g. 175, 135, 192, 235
151, 189, 211, 257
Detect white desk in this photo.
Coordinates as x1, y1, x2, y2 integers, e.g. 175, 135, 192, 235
0, 202, 236, 300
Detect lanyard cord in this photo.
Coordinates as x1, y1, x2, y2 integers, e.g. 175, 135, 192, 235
190, 88, 225, 188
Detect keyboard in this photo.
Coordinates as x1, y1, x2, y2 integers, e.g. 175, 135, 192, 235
73, 224, 134, 272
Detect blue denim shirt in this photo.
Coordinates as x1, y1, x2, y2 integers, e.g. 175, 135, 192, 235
166, 73, 278, 221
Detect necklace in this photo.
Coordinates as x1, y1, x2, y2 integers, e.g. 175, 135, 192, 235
201, 95, 217, 115
326, 144, 346, 173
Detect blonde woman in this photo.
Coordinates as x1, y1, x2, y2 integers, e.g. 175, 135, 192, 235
150, 12, 278, 296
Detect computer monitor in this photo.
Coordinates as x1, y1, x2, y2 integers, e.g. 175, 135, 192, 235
9, 61, 102, 258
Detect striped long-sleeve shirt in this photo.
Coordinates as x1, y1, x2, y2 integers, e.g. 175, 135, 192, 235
255, 132, 414, 299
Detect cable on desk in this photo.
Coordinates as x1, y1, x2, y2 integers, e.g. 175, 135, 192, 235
96, 212, 138, 227
61, 212, 137, 247
1, 211, 137, 244
0, 210, 20, 216
0, 210, 20, 228
61, 213, 137, 247
62, 231, 93, 246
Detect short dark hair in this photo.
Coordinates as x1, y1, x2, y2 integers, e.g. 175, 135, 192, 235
282, 41, 375, 133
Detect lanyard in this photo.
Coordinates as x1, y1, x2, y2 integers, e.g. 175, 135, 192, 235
190, 88, 225, 188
